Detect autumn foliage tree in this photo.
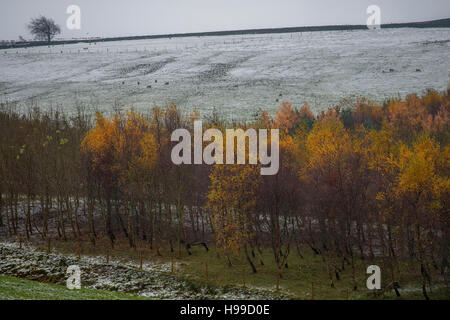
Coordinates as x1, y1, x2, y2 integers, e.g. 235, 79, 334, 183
0, 88, 448, 299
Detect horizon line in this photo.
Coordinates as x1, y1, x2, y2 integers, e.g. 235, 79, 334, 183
1, 17, 449, 48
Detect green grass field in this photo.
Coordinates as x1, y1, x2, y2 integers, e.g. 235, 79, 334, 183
0, 270, 447, 300
0, 275, 151, 300
176, 246, 450, 300
30, 238, 449, 300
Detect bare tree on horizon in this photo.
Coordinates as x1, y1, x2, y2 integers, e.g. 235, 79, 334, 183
27, 16, 61, 43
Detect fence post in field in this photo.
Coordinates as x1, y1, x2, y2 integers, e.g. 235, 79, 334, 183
77, 242, 81, 260
276, 274, 279, 292
18, 234, 22, 249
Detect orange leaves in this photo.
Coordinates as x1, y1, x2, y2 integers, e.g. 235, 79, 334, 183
257, 110, 273, 128
81, 112, 110, 156
387, 100, 425, 139
299, 103, 314, 121
352, 100, 383, 129
274, 102, 298, 131
81, 110, 158, 193
385, 89, 450, 143
81, 112, 119, 181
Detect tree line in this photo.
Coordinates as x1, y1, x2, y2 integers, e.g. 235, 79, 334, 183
0, 89, 448, 299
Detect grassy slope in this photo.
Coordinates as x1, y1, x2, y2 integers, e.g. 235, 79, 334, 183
178, 246, 449, 300
30, 239, 450, 300
1, 271, 447, 300
0, 275, 151, 300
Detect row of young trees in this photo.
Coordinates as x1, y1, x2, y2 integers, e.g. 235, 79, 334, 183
0, 89, 448, 299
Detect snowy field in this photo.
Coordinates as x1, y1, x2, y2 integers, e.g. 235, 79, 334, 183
0, 28, 449, 120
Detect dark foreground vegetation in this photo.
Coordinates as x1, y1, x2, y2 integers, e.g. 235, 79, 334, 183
0, 89, 449, 300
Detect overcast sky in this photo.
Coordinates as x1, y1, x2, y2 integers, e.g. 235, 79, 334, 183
1, 0, 449, 40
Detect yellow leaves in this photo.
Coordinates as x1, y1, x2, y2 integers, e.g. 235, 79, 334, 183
138, 132, 158, 170
396, 136, 440, 196
366, 129, 392, 169
207, 163, 259, 256
278, 134, 301, 171
304, 119, 351, 171
81, 110, 158, 191
379, 134, 449, 221
376, 192, 386, 201
208, 164, 260, 211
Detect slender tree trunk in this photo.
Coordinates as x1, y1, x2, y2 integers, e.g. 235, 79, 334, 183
244, 244, 257, 273
0, 192, 3, 227
87, 198, 96, 245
